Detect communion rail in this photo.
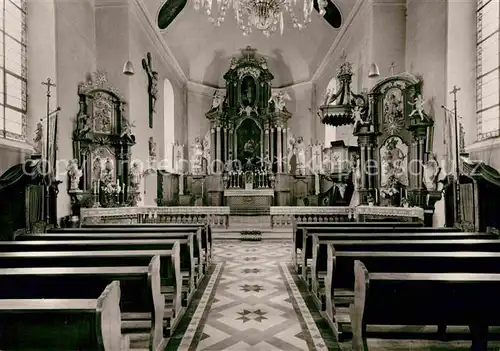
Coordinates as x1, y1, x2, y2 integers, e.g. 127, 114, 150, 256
80, 206, 230, 227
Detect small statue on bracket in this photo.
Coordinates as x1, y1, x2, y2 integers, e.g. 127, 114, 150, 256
211, 90, 225, 112
148, 137, 157, 158
269, 91, 291, 112
33, 122, 44, 155
409, 94, 426, 121
67, 159, 83, 191
120, 118, 136, 139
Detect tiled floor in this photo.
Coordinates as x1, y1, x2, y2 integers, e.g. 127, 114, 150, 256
178, 242, 328, 351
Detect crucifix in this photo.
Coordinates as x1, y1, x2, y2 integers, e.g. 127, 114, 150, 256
41, 78, 57, 223
450, 85, 461, 225
142, 52, 158, 128
389, 62, 397, 76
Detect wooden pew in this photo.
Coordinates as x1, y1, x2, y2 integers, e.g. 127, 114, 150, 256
292, 221, 423, 271
49, 226, 209, 274
351, 260, 500, 351
322, 247, 500, 340
0, 249, 183, 335
81, 223, 213, 265
0, 256, 165, 350
21, 233, 201, 290
299, 226, 459, 282
0, 281, 127, 351
311, 231, 497, 296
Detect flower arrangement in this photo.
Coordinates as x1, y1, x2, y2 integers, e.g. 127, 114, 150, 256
102, 182, 121, 196
380, 175, 400, 199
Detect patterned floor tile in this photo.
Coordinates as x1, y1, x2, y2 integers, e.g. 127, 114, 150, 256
180, 242, 325, 351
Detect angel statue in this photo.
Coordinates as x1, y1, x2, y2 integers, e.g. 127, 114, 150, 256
120, 119, 135, 138
352, 105, 364, 124
211, 90, 225, 111
33, 122, 43, 154
269, 91, 291, 112
409, 94, 426, 120
323, 87, 336, 106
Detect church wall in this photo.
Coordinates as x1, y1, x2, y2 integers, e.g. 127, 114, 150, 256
127, 5, 188, 205
446, 0, 476, 152
54, 0, 97, 222
405, 0, 447, 161
285, 82, 315, 148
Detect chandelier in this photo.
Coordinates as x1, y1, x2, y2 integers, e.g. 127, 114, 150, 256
193, 0, 327, 37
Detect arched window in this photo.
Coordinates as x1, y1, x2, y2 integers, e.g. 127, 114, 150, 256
164, 78, 175, 171
324, 77, 337, 145
1, 0, 27, 141
476, 0, 500, 140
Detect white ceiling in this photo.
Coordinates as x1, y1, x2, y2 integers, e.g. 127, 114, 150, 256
145, 0, 355, 87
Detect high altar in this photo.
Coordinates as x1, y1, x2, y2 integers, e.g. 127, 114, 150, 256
185, 46, 298, 211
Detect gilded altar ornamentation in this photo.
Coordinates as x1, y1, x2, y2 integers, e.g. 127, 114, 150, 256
383, 88, 405, 135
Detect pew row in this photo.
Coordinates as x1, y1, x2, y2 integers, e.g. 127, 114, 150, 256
351, 260, 500, 351
292, 221, 423, 270
299, 226, 463, 283
0, 256, 166, 350
48, 226, 210, 272
18, 234, 201, 294
0, 249, 184, 336
322, 246, 500, 341
0, 281, 127, 351
81, 223, 212, 264
310, 231, 497, 297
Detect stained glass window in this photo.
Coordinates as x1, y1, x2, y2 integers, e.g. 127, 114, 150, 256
477, 0, 500, 140
0, 0, 27, 141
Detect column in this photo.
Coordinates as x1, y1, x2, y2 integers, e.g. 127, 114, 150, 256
223, 127, 228, 168
367, 144, 373, 190
264, 124, 270, 170
282, 127, 288, 173
210, 127, 216, 174
277, 126, 282, 173
216, 126, 222, 173
228, 126, 234, 164
359, 145, 367, 189
270, 127, 275, 172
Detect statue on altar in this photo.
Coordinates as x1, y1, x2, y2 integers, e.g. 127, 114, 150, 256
269, 91, 291, 112
211, 90, 225, 112
293, 136, 306, 176
192, 137, 204, 175
409, 94, 426, 120
349, 156, 361, 207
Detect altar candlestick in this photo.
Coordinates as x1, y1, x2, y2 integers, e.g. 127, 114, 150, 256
375, 188, 379, 203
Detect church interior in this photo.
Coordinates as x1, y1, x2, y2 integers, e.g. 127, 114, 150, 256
1, 0, 500, 349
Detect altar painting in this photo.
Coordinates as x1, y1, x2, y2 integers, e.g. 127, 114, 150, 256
89, 93, 114, 134
236, 118, 262, 168
380, 136, 408, 188
91, 146, 115, 186
382, 88, 405, 136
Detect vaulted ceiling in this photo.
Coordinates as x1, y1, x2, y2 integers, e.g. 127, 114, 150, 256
146, 0, 355, 87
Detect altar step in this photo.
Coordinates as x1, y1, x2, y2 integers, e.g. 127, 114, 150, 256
229, 208, 270, 216
212, 215, 292, 241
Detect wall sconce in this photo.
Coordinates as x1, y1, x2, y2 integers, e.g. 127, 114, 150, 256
123, 60, 135, 76
368, 62, 380, 78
